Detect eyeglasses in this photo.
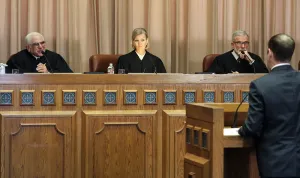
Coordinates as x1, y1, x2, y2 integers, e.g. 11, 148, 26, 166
234, 41, 250, 46
31, 41, 46, 47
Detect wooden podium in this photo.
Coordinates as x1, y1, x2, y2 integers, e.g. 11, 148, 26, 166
184, 103, 259, 178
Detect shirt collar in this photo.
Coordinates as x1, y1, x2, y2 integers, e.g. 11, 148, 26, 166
135, 51, 146, 60
231, 50, 239, 61
33, 55, 40, 60
271, 63, 290, 70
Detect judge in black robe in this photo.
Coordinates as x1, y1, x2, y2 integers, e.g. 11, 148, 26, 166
6, 32, 73, 73
207, 50, 268, 74
207, 30, 268, 74
115, 27, 166, 73
115, 50, 166, 73
6, 49, 73, 73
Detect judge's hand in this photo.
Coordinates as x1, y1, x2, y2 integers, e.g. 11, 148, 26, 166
243, 51, 254, 63
237, 51, 246, 60
231, 70, 239, 74
238, 50, 253, 63
36, 63, 49, 73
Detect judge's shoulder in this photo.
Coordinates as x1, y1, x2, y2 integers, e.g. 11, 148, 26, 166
215, 50, 234, 60
9, 49, 30, 58
118, 50, 135, 60
145, 50, 164, 62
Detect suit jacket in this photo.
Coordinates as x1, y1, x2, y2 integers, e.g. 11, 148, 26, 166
207, 50, 268, 73
115, 50, 166, 73
6, 49, 73, 73
238, 65, 300, 177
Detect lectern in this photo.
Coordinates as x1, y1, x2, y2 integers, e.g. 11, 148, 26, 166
184, 103, 259, 178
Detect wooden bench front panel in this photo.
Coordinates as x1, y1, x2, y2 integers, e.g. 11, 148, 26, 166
0, 111, 76, 178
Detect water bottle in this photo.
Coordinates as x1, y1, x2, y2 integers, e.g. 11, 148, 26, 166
107, 63, 114, 74
0, 63, 7, 74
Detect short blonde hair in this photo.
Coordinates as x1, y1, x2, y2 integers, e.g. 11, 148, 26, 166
131, 28, 149, 49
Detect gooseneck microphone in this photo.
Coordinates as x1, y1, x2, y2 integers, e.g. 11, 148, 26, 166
149, 56, 157, 74
232, 93, 249, 128
41, 51, 53, 73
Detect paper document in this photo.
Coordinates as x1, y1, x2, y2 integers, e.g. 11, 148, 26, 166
223, 128, 240, 136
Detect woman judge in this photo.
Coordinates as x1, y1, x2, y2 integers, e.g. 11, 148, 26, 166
115, 28, 166, 73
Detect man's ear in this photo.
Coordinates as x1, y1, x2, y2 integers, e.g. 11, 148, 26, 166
267, 48, 273, 57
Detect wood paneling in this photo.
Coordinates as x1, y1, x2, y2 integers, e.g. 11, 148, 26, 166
0, 111, 76, 178
0, 74, 262, 178
0, 73, 263, 85
185, 103, 258, 178
184, 153, 209, 178
82, 110, 157, 178
162, 110, 186, 178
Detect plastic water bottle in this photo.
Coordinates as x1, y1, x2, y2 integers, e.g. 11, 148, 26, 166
0, 63, 7, 74
107, 63, 114, 74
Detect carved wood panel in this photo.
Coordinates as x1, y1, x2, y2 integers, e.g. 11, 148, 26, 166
82, 110, 157, 178
162, 110, 186, 178
0, 111, 76, 178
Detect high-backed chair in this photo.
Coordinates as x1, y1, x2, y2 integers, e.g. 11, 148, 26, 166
202, 54, 219, 72
89, 54, 122, 72
298, 60, 300, 70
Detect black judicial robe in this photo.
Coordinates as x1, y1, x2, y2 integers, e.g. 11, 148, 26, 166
6, 49, 73, 73
207, 50, 268, 74
115, 50, 166, 73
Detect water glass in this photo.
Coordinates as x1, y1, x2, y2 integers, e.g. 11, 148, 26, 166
12, 69, 19, 74
118, 69, 125, 74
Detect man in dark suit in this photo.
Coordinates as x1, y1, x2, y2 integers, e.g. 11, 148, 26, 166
238, 33, 300, 178
207, 30, 268, 73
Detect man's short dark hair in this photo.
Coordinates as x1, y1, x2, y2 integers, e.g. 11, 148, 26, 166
268, 33, 295, 62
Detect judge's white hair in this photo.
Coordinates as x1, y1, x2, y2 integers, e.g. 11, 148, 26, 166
25, 32, 44, 45
232, 30, 249, 42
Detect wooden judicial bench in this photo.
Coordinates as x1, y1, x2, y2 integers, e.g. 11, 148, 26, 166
0, 73, 263, 178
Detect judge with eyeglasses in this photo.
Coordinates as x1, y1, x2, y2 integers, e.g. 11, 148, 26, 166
6, 32, 73, 73
207, 30, 268, 74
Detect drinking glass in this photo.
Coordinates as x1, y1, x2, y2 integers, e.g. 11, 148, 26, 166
12, 69, 19, 74
118, 69, 125, 74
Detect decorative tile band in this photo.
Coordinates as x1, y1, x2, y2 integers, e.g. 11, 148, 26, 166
63, 91, 76, 105
164, 91, 176, 104
43, 92, 55, 105
124, 91, 137, 104
242, 91, 249, 103
0, 91, 13, 105
42, 91, 55, 105
83, 91, 96, 105
20, 90, 35, 106
144, 91, 157, 104
104, 91, 117, 105
204, 91, 215, 103
223, 91, 234, 103
184, 91, 196, 104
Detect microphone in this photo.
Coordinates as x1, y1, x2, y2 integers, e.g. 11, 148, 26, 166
149, 56, 157, 74
241, 51, 254, 63
241, 51, 256, 73
231, 93, 249, 128
41, 51, 53, 73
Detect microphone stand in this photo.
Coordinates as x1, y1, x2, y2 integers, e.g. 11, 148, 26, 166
149, 56, 157, 74
232, 93, 249, 128
41, 51, 54, 73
